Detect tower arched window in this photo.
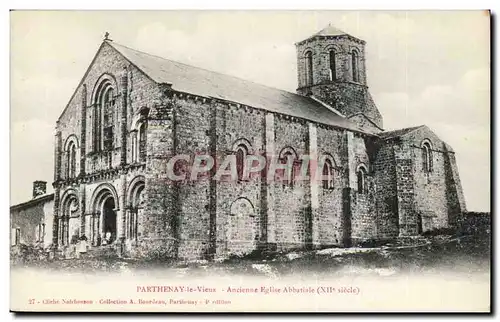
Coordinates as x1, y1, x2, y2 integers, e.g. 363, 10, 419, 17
351, 50, 359, 83
422, 141, 433, 173
235, 144, 248, 182
68, 142, 77, 179
138, 122, 147, 162
305, 51, 313, 86
93, 80, 115, 152
357, 165, 367, 194
329, 50, 336, 81
322, 158, 334, 189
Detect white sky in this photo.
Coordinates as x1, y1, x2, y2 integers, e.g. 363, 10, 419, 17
10, 10, 490, 211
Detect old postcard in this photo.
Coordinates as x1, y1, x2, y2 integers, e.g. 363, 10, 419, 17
10, 10, 491, 312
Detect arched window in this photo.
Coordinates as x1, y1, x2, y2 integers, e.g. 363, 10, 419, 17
322, 158, 334, 189
422, 141, 433, 173
280, 148, 299, 188
69, 142, 76, 178
138, 122, 147, 162
282, 151, 294, 187
357, 165, 367, 194
329, 50, 336, 81
305, 51, 313, 86
235, 144, 247, 182
351, 50, 359, 83
60, 195, 79, 246
64, 138, 78, 179
127, 178, 144, 240
131, 131, 138, 163
93, 80, 115, 152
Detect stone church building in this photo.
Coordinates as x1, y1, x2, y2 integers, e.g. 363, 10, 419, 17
48, 26, 466, 260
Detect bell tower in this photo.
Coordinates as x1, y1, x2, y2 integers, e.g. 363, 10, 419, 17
295, 25, 384, 132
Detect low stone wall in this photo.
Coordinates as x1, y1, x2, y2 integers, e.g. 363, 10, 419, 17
462, 212, 490, 235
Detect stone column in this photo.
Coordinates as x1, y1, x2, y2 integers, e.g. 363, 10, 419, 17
61, 216, 67, 246
80, 84, 87, 176
346, 131, 356, 188
52, 187, 60, 248
52, 130, 62, 249
134, 208, 140, 240
308, 122, 319, 247
119, 171, 127, 243
124, 207, 129, 240
54, 129, 62, 182
93, 213, 98, 245
79, 185, 86, 237
341, 131, 355, 247
142, 94, 178, 259
264, 113, 276, 248
118, 66, 129, 255
208, 103, 217, 259
120, 67, 128, 167
96, 210, 102, 244
444, 147, 467, 230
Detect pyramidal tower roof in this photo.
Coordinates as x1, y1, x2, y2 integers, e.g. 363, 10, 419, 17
297, 24, 364, 44
312, 24, 347, 37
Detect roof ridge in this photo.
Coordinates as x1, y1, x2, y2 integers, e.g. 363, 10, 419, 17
109, 41, 303, 98
384, 125, 424, 133
379, 125, 425, 138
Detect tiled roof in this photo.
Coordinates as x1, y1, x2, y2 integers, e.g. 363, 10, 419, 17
10, 193, 54, 212
108, 41, 376, 135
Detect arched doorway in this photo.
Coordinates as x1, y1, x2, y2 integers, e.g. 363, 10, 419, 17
90, 184, 119, 246
60, 192, 80, 246
226, 198, 259, 256
102, 197, 117, 244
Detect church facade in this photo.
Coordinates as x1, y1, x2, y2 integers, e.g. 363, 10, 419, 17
51, 26, 467, 260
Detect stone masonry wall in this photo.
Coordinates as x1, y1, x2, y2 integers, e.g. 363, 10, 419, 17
372, 126, 467, 238
349, 134, 377, 242
295, 35, 383, 130
140, 93, 177, 259
56, 42, 161, 180
444, 148, 467, 229
303, 83, 383, 130
393, 142, 417, 236
214, 103, 265, 258
296, 36, 367, 88
272, 116, 310, 251
11, 199, 54, 246
174, 97, 212, 260
316, 126, 344, 246
55, 41, 163, 256
403, 128, 456, 233
347, 114, 383, 133
372, 139, 399, 239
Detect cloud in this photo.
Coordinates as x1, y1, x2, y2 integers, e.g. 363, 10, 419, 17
10, 119, 54, 204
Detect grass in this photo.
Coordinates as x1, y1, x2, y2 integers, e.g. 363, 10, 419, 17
11, 232, 490, 278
